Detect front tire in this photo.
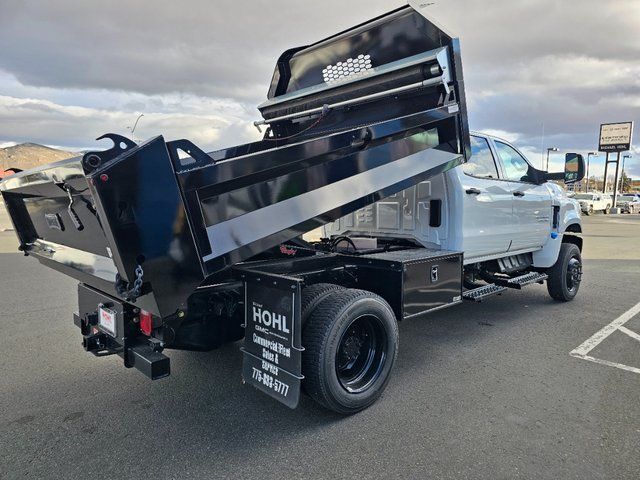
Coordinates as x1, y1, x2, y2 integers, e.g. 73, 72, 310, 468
302, 288, 398, 414
604, 205, 611, 214
547, 243, 582, 302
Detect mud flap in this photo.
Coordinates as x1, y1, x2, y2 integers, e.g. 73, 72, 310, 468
239, 269, 303, 409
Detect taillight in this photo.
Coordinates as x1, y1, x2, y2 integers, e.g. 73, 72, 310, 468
139, 309, 153, 336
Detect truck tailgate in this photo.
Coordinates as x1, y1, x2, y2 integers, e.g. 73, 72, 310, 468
0, 157, 118, 289
0, 137, 202, 318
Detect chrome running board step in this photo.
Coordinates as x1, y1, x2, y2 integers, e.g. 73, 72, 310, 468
462, 284, 507, 302
495, 272, 548, 290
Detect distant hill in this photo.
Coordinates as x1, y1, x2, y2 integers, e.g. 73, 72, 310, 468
0, 143, 77, 172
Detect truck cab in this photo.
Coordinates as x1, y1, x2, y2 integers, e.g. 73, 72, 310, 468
326, 131, 583, 271
453, 132, 581, 267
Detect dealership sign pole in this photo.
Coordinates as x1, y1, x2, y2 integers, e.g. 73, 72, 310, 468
599, 122, 634, 208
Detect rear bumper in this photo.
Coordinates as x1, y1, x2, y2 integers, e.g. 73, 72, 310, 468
75, 283, 170, 380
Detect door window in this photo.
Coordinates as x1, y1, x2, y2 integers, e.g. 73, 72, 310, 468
463, 136, 499, 178
494, 141, 533, 183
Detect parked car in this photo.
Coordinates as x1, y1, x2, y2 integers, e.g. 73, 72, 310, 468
617, 195, 640, 214
573, 192, 612, 215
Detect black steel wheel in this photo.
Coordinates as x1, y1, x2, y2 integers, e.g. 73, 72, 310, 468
336, 314, 387, 393
302, 288, 398, 414
547, 243, 582, 302
566, 256, 582, 293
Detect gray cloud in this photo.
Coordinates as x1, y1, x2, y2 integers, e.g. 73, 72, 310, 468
0, 95, 261, 151
0, 0, 392, 101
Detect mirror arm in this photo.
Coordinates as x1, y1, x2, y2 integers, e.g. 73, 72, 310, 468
527, 154, 585, 185
528, 166, 552, 184
545, 172, 565, 181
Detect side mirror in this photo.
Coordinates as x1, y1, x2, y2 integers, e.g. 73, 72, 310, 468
564, 153, 585, 184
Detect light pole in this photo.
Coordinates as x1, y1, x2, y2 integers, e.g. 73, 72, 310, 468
586, 152, 598, 192
621, 154, 631, 193
546, 147, 559, 172
127, 113, 144, 142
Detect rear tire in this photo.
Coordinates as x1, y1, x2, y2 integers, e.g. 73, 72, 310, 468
301, 283, 342, 326
302, 288, 398, 414
604, 205, 611, 214
547, 243, 582, 302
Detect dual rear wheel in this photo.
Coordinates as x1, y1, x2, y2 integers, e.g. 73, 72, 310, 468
300, 244, 583, 413
301, 285, 398, 414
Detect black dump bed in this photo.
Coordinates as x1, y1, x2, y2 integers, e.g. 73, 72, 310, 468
0, 3, 470, 319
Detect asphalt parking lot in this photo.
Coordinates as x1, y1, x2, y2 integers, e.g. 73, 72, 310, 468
1, 208, 639, 479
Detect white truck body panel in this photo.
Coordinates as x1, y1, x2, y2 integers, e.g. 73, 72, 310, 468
325, 132, 582, 268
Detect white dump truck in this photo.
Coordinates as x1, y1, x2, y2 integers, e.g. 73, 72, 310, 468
0, 2, 586, 414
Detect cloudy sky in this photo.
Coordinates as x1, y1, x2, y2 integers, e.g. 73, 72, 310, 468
0, 0, 638, 177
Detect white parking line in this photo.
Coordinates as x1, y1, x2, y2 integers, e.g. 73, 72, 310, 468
619, 326, 640, 343
570, 301, 640, 374
572, 355, 640, 375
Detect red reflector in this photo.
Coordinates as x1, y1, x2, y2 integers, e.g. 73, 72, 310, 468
139, 310, 153, 336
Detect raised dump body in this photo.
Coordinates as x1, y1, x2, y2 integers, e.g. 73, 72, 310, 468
1, 3, 469, 320
0, 2, 473, 410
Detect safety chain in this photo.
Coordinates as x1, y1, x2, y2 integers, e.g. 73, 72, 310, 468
115, 264, 144, 302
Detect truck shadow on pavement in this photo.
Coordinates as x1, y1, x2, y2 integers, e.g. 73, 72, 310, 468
103, 285, 562, 434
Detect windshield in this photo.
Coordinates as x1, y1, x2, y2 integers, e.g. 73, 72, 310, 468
574, 194, 594, 200
618, 196, 635, 201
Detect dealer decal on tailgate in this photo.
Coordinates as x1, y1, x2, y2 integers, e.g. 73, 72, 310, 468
241, 275, 303, 408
